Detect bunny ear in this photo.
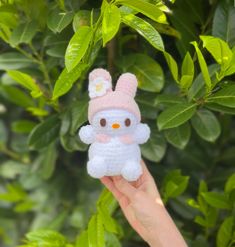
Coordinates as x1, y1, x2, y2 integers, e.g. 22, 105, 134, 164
115, 73, 138, 98
88, 68, 112, 99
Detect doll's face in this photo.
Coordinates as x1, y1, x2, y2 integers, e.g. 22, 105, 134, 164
91, 109, 139, 136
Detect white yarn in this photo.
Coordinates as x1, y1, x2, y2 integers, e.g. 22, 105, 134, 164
78, 109, 150, 181
79, 125, 95, 144
134, 123, 151, 144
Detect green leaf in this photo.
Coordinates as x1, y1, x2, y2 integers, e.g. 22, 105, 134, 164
7, 70, 42, 98
25, 230, 66, 246
11, 120, 37, 133
0, 183, 26, 202
191, 41, 211, 93
136, 93, 158, 119
106, 232, 121, 247
46, 43, 67, 58
65, 26, 93, 72
202, 192, 232, 210
60, 132, 87, 152
76, 231, 89, 247
0, 22, 11, 43
47, 9, 74, 33
155, 94, 185, 107
157, 103, 197, 130
0, 9, 18, 29
125, 54, 164, 92
28, 115, 61, 150
225, 173, 235, 194
59, 99, 88, 152
26, 107, 48, 117
141, 128, 166, 162
98, 206, 117, 233
225, 51, 235, 76
162, 170, 189, 203
88, 215, 105, 247
0, 85, 35, 108
169, 198, 195, 221
121, 12, 164, 51
200, 35, 233, 68
0, 160, 27, 179
116, 0, 167, 24
180, 52, 194, 89
206, 84, 235, 108
163, 51, 179, 82
165, 122, 191, 149
52, 63, 88, 100
102, 4, 121, 46
97, 188, 117, 214
0, 120, 7, 144
191, 109, 221, 142
206, 102, 235, 115
217, 216, 235, 247
69, 99, 88, 134
212, 0, 235, 47
14, 199, 35, 213
0, 52, 34, 70
40, 143, 58, 179
73, 10, 91, 32
188, 64, 220, 102
9, 20, 38, 47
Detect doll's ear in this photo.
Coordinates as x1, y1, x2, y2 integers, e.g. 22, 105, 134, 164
115, 73, 138, 98
88, 68, 112, 99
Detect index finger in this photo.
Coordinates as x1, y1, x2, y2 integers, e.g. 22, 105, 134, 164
112, 176, 138, 200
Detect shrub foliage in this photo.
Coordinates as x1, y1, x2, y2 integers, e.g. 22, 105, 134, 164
0, 0, 235, 246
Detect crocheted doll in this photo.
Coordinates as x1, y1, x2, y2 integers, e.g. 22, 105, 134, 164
78, 68, 150, 181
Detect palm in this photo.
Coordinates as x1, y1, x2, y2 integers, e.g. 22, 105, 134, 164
100, 161, 161, 242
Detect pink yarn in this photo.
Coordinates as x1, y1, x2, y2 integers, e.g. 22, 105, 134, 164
89, 68, 112, 84
88, 68, 141, 122
115, 73, 137, 97
119, 135, 134, 144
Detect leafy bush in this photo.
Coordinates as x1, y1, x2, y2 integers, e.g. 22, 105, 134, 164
0, 0, 235, 246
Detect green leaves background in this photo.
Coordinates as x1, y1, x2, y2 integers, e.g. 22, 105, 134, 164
0, 0, 235, 247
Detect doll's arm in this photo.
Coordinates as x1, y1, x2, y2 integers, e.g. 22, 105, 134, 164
78, 125, 96, 144
134, 123, 150, 144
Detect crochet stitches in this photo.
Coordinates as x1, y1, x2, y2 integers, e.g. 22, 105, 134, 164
78, 68, 150, 181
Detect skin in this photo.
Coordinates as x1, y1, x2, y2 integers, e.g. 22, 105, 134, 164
100, 161, 188, 247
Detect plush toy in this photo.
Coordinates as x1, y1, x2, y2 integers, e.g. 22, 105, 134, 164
78, 68, 150, 181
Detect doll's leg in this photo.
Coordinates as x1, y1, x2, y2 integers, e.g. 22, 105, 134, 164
121, 160, 142, 181
87, 156, 107, 178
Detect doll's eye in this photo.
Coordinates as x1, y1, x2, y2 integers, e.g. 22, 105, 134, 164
125, 118, 131, 127
100, 118, 106, 127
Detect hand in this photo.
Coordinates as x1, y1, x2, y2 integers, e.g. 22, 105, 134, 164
100, 161, 188, 247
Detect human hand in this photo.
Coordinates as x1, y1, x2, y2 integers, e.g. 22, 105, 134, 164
100, 161, 188, 247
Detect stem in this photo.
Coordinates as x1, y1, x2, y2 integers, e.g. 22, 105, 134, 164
107, 38, 117, 75
29, 43, 53, 92
15, 46, 39, 64
0, 145, 24, 162
85, 13, 103, 64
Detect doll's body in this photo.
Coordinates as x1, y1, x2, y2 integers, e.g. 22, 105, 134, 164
78, 69, 150, 181
79, 109, 150, 181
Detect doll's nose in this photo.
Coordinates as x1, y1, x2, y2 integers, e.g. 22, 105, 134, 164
112, 123, 120, 129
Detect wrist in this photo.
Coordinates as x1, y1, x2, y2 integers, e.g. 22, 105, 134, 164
145, 207, 188, 247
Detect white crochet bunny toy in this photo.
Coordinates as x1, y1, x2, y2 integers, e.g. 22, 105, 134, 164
78, 68, 150, 181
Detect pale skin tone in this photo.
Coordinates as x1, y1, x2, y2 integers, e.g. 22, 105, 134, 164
100, 161, 188, 247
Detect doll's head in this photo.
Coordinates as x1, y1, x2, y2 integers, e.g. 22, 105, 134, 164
88, 68, 141, 136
